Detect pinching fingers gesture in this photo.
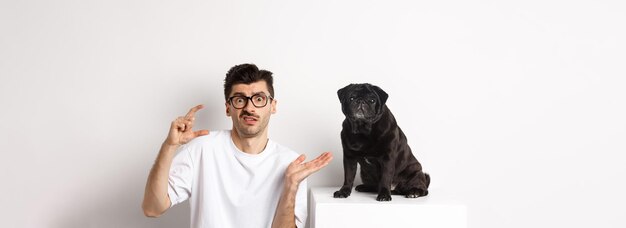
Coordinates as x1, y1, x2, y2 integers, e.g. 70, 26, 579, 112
165, 104, 210, 146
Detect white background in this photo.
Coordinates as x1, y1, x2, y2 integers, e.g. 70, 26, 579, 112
1, 0, 625, 227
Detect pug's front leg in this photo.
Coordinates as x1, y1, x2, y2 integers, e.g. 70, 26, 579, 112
376, 155, 394, 201
334, 156, 357, 198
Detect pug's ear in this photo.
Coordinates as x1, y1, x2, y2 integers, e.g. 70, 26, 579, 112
372, 85, 388, 104
337, 84, 352, 101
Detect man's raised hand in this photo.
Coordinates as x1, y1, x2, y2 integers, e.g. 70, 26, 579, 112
164, 104, 210, 146
284, 152, 333, 188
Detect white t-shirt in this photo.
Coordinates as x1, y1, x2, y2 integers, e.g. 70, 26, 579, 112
167, 130, 307, 228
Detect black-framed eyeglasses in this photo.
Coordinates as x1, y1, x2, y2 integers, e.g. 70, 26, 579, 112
228, 94, 273, 109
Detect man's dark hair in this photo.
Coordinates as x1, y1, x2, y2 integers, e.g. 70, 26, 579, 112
224, 63, 274, 100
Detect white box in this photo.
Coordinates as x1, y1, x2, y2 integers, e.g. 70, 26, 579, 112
310, 187, 467, 228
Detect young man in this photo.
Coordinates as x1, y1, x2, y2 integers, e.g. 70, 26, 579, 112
142, 63, 333, 228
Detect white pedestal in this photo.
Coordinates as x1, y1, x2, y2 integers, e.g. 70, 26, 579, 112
310, 187, 467, 228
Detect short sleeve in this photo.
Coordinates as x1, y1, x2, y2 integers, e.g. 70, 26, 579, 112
167, 147, 194, 207
294, 178, 308, 228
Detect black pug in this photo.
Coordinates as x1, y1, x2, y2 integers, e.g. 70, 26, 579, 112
333, 83, 430, 201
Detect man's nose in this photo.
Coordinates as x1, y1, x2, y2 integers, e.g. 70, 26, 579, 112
243, 99, 256, 112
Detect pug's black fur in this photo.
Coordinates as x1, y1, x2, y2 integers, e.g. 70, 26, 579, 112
333, 83, 430, 201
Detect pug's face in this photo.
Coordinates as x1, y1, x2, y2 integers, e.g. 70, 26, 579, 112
338, 83, 389, 122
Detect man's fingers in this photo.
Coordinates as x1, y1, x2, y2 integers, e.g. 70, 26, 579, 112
185, 120, 193, 131
298, 158, 332, 179
310, 152, 333, 165
185, 104, 204, 119
292, 152, 333, 174
292, 154, 306, 165
173, 116, 197, 132
309, 156, 331, 170
284, 152, 333, 184
305, 152, 333, 170
293, 152, 332, 167
319, 152, 333, 161
172, 117, 184, 130
176, 119, 185, 131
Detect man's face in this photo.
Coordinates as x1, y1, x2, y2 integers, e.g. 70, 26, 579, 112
226, 81, 276, 138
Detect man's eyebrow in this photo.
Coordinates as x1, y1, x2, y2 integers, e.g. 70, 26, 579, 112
231, 91, 268, 97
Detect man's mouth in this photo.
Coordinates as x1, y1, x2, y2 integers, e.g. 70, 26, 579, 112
241, 115, 258, 125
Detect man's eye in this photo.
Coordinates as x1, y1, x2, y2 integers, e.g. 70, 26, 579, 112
255, 96, 265, 102
235, 98, 245, 103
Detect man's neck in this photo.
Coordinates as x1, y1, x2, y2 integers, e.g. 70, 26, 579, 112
230, 129, 269, 155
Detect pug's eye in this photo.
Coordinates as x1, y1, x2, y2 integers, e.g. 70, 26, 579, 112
350, 97, 355, 101
369, 99, 375, 103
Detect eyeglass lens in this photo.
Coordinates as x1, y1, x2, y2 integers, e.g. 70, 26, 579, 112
230, 94, 269, 108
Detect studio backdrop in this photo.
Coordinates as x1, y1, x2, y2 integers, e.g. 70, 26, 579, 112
1, 0, 625, 227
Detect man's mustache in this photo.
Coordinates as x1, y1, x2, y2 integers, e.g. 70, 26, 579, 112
240, 110, 259, 118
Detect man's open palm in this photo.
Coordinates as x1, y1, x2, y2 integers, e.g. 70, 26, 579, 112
285, 152, 333, 187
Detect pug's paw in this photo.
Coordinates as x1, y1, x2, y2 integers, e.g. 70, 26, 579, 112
405, 188, 426, 198
333, 187, 352, 198
376, 191, 392, 201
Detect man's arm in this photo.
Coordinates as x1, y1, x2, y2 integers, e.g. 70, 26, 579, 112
272, 152, 333, 228
142, 105, 208, 217
142, 143, 178, 217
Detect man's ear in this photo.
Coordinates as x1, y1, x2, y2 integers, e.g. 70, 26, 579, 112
225, 102, 231, 117
271, 99, 277, 114
371, 85, 388, 105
